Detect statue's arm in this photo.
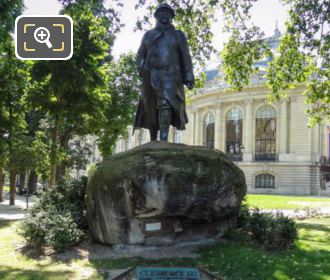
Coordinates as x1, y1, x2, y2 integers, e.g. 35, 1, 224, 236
136, 33, 148, 76
177, 31, 194, 89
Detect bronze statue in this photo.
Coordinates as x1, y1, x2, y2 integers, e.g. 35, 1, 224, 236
134, 3, 195, 141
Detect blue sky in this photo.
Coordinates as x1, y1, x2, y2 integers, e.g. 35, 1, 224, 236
23, 0, 289, 58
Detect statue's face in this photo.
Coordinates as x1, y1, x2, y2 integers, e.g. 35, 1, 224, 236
156, 8, 172, 25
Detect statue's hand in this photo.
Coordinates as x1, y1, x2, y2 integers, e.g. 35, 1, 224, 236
186, 81, 194, 90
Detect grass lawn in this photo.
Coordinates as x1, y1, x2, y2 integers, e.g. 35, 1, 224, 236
246, 194, 330, 209
0, 217, 330, 280
0, 221, 101, 280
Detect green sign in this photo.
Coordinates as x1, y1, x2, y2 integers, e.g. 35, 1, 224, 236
136, 267, 201, 280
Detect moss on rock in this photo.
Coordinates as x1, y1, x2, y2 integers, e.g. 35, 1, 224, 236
86, 141, 246, 245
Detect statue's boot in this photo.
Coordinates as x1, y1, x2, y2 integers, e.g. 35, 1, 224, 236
149, 127, 158, 141
159, 109, 172, 141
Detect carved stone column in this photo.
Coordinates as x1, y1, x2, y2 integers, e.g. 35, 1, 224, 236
279, 99, 288, 155
243, 98, 253, 161
214, 103, 222, 150
220, 106, 226, 152
190, 109, 195, 145
195, 109, 201, 145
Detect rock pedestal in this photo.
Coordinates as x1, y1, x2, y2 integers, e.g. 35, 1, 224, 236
86, 141, 246, 245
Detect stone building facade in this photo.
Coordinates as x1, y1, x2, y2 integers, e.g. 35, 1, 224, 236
114, 30, 330, 196
115, 85, 330, 196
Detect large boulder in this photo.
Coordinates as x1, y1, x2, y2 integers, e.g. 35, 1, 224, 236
86, 141, 246, 245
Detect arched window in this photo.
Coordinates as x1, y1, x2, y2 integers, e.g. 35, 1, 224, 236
255, 105, 276, 161
204, 112, 215, 148
226, 108, 243, 161
255, 174, 275, 188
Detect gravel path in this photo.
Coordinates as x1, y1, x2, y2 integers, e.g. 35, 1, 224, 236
0, 192, 34, 221
51, 239, 220, 260
259, 207, 330, 219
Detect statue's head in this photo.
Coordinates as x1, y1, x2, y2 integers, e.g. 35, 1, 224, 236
154, 3, 175, 25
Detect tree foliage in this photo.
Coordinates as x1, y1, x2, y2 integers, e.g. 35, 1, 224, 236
0, 0, 25, 158
267, 0, 330, 126
219, 0, 268, 90
221, 36, 268, 91
0, 0, 51, 199
0, 0, 24, 42
135, 0, 215, 88
0, 36, 28, 204
97, 53, 140, 157
215, 0, 330, 126
28, 0, 122, 186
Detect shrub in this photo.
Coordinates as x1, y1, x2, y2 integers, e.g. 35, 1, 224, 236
263, 213, 298, 250
45, 211, 83, 251
19, 211, 50, 247
249, 210, 272, 243
19, 177, 87, 251
237, 201, 251, 230
248, 209, 297, 250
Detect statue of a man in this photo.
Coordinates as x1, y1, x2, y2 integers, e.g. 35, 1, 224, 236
134, 3, 195, 141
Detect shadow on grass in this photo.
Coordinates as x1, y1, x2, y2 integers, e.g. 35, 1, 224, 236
18, 241, 91, 261
89, 222, 330, 280
297, 222, 330, 233
194, 221, 330, 280
0, 220, 14, 229
0, 265, 75, 280
12, 219, 330, 280
19, 244, 50, 260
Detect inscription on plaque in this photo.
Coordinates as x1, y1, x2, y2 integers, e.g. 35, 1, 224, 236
136, 267, 201, 280
145, 222, 162, 232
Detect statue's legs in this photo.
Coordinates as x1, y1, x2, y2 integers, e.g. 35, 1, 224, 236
149, 127, 158, 141
159, 109, 171, 141
158, 97, 172, 141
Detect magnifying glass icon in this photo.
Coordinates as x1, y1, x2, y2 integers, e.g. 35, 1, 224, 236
34, 27, 53, 48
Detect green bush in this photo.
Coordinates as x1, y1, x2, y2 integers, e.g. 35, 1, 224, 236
19, 211, 50, 247
237, 201, 250, 230
45, 211, 83, 251
19, 177, 87, 251
237, 204, 298, 251
249, 209, 297, 250
263, 213, 298, 250
249, 210, 271, 243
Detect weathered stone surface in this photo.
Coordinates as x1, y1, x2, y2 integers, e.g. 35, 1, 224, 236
86, 141, 246, 245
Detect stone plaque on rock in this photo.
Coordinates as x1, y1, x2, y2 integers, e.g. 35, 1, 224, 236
145, 222, 162, 232
102, 267, 216, 280
136, 267, 200, 280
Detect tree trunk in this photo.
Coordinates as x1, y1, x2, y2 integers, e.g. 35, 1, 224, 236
8, 97, 16, 206
56, 130, 73, 182
28, 170, 38, 195
0, 168, 4, 202
18, 172, 26, 195
56, 165, 66, 183
49, 113, 61, 188
9, 171, 16, 206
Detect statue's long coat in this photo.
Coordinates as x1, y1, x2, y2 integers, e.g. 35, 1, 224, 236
134, 23, 194, 131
